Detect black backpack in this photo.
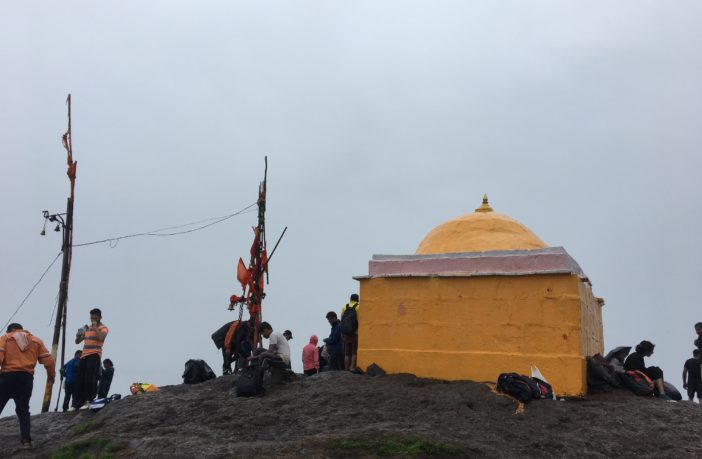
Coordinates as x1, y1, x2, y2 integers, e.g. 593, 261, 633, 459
341, 304, 359, 335
211, 322, 234, 350
496, 373, 541, 402
236, 364, 265, 397
182, 359, 217, 384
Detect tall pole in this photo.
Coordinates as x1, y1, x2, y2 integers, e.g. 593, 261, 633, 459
42, 95, 77, 413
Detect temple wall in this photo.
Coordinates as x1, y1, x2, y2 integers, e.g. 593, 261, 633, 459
357, 273, 603, 395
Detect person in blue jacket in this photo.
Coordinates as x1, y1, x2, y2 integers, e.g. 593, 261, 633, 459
323, 311, 344, 371
62, 350, 81, 412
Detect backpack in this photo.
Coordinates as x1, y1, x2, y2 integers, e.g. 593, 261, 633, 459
182, 359, 217, 384
586, 356, 621, 393
496, 373, 541, 402
341, 303, 359, 335
212, 321, 234, 350
620, 370, 654, 396
88, 394, 121, 412
532, 377, 554, 399
663, 381, 682, 401
236, 364, 265, 397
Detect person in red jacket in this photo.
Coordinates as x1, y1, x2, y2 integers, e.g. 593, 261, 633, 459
302, 335, 320, 376
0, 323, 56, 450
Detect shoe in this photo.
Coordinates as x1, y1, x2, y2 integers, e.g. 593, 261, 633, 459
20, 439, 32, 450
79, 402, 90, 410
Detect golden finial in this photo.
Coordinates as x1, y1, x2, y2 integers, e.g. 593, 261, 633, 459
474, 194, 493, 213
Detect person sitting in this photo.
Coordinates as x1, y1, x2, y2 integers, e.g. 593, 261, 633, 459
252, 322, 290, 370
302, 335, 320, 376
624, 340, 671, 400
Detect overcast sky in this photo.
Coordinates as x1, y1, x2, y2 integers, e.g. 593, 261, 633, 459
1, 1, 701, 415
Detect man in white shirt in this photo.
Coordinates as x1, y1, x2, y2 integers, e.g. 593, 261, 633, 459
257, 322, 290, 367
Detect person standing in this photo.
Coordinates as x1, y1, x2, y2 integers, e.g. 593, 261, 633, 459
302, 335, 320, 376
61, 350, 82, 412
0, 323, 56, 450
695, 322, 702, 352
97, 358, 114, 399
323, 311, 344, 371
340, 293, 360, 372
73, 308, 109, 409
683, 349, 702, 406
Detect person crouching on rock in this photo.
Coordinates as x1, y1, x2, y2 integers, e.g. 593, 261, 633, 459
252, 322, 290, 370
0, 323, 56, 450
624, 340, 671, 400
302, 335, 320, 376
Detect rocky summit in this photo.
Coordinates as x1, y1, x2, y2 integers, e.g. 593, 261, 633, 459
1, 372, 701, 458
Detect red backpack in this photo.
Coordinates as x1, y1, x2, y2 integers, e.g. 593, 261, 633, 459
622, 370, 654, 396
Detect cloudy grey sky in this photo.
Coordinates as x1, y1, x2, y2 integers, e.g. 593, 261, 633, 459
1, 1, 701, 415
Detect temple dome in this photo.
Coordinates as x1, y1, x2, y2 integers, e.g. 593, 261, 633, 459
416, 195, 547, 254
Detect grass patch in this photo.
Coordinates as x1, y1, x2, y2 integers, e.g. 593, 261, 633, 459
329, 434, 464, 457
70, 420, 103, 436
52, 436, 121, 459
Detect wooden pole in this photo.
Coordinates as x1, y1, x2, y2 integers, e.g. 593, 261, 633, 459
42, 95, 76, 413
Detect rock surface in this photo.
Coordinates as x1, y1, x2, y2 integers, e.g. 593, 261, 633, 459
1, 371, 701, 458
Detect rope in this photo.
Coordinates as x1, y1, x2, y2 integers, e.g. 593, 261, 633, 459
3, 252, 63, 332
72, 203, 257, 248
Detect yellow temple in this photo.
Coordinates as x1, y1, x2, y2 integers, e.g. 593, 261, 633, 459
354, 196, 604, 396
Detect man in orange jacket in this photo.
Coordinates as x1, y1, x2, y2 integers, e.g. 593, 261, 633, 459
0, 323, 56, 450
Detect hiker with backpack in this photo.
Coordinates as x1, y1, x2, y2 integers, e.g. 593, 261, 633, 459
323, 311, 344, 371
682, 349, 702, 406
624, 340, 671, 400
0, 323, 56, 451
302, 335, 320, 375
340, 293, 360, 372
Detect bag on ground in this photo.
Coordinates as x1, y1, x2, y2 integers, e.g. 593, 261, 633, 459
496, 373, 541, 402
341, 304, 359, 335
663, 381, 682, 401
620, 370, 654, 396
586, 356, 621, 393
236, 364, 265, 397
182, 359, 217, 384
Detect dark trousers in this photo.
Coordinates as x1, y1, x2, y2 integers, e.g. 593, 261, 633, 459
62, 381, 75, 412
73, 354, 101, 408
0, 372, 34, 441
328, 354, 344, 371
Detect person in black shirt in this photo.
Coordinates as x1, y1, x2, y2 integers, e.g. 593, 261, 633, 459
624, 340, 670, 400
683, 349, 702, 405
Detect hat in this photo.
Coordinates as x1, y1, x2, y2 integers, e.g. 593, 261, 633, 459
283, 330, 293, 339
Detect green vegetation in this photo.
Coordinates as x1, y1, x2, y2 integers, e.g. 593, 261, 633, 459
329, 434, 464, 457
52, 436, 121, 459
70, 420, 103, 436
